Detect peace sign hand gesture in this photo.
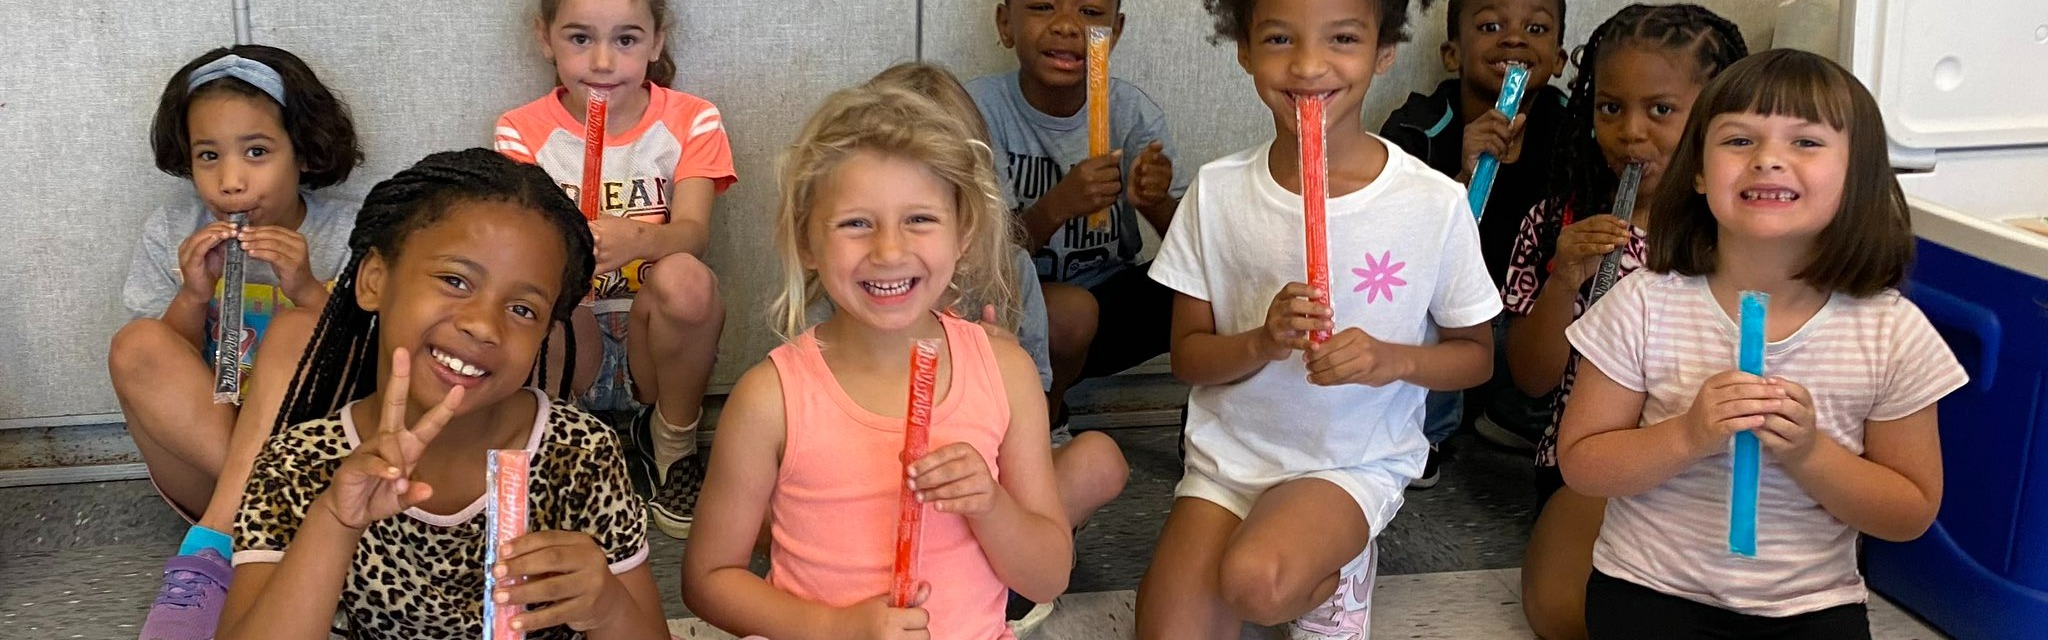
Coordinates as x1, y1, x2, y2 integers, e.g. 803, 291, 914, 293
322, 347, 466, 531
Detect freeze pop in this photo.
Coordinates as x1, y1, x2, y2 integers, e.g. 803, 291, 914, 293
1298, 95, 1331, 346
1084, 25, 1113, 234
212, 213, 249, 405
1730, 291, 1768, 557
1586, 162, 1644, 305
484, 449, 532, 640
890, 339, 942, 608
1466, 63, 1530, 221
579, 89, 609, 221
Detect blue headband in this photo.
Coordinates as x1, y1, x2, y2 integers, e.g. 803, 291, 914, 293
186, 55, 287, 107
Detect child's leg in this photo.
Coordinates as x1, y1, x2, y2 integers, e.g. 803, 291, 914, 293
109, 318, 237, 516
1217, 478, 1373, 625
1053, 431, 1128, 526
1136, 497, 1244, 640
1077, 265, 1175, 379
627, 255, 723, 433
1521, 482, 1606, 640
1041, 282, 1098, 415
193, 308, 317, 533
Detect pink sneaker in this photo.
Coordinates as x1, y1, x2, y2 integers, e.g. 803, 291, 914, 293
1292, 540, 1377, 640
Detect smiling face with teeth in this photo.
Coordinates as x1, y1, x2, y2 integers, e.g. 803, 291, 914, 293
1440, 0, 1565, 102
801, 150, 964, 335
1237, 0, 1400, 140
355, 200, 568, 414
1695, 111, 1849, 244
997, 0, 1122, 114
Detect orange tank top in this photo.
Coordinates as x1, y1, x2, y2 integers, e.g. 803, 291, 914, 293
764, 314, 1015, 640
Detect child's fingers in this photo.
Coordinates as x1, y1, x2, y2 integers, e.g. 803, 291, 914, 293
910, 458, 981, 494
508, 592, 594, 632
908, 581, 932, 609
500, 530, 594, 562
380, 348, 415, 436
1769, 377, 1814, 406
405, 384, 465, 447
496, 572, 584, 608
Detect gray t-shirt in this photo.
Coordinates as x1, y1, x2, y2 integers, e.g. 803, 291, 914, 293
122, 189, 358, 365
966, 71, 1191, 288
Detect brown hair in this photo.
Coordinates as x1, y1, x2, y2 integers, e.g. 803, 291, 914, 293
867, 62, 992, 144
538, 0, 677, 87
151, 45, 363, 189
1645, 48, 1912, 297
770, 85, 1019, 339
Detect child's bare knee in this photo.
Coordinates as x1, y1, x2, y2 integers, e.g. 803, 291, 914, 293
1523, 587, 1588, 640
1217, 545, 1298, 625
646, 255, 723, 326
1072, 431, 1131, 488
109, 319, 185, 384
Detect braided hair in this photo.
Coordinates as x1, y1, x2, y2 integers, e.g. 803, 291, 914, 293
1547, 3, 1748, 216
275, 148, 596, 429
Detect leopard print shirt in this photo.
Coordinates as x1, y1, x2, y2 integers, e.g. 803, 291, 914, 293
1501, 201, 1647, 468
233, 389, 648, 640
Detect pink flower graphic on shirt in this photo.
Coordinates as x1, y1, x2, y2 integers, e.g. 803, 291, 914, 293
1350, 251, 1408, 303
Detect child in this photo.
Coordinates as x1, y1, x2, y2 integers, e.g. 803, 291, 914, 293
867, 61, 1131, 632
1137, 1, 1499, 638
1500, 6, 1747, 639
116, 44, 362, 640
1379, 0, 1569, 485
1557, 49, 1967, 638
966, 0, 1191, 427
495, 0, 738, 539
680, 86, 1072, 639
218, 149, 666, 640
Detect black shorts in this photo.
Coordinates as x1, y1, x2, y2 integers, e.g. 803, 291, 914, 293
1077, 263, 1175, 380
1586, 570, 1871, 640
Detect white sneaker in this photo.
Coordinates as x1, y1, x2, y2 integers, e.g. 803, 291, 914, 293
1291, 540, 1377, 640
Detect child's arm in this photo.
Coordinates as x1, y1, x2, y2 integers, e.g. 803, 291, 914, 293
588, 178, 717, 273
683, 363, 927, 639
1755, 382, 1943, 541
1021, 152, 1124, 249
158, 222, 241, 350
1504, 212, 1630, 396
1305, 321, 1492, 390
1169, 285, 1329, 386
217, 494, 370, 640
495, 533, 667, 639
953, 339, 1071, 603
1557, 363, 1776, 497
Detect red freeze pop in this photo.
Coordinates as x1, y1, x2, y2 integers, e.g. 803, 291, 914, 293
1298, 95, 1331, 345
890, 339, 942, 608
579, 90, 609, 221
484, 450, 531, 640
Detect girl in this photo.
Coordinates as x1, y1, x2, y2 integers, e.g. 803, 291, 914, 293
1498, 6, 1748, 639
218, 149, 667, 640
1137, 1, 1498, 639
1557, 49, 1967, 638
119, 44, 362, 640
495, 0, 738, 540
680, 86, 1071, 640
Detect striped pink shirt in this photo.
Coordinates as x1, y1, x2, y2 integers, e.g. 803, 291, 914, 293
1566, 271, 1966, 616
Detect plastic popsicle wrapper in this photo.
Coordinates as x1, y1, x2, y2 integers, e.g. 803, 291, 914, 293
1730, 291, 1767, 557
1586, 162, 1644, 305
484, 449, 532, 640
890, 339, 942, 608
1465, 62, 1531, 221
212, 212, 249, 405
1085, 25, 1113, 234
1298, 94, 1331, 345
579, 89, 609, 221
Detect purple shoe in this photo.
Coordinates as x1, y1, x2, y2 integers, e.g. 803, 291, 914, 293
138, 548, 232, 640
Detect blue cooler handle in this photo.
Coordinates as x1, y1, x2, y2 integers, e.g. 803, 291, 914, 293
1907, 283, 1999, 392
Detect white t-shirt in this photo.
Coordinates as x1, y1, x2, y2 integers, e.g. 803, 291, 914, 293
1149, 137, 1502, 489
1566, 271, 1967, 617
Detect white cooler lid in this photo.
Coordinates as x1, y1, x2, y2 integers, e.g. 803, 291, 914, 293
1842, 0, 2048, 168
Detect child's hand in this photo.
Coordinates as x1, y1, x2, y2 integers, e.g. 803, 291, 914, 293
1677, 371, 1784, 459
322, 348, 463, 530
236, 226, 318, 304
587, 217, 645, 274
908, 443, 997, 517
1127, 141, 1174, 210
1039, 150, 1124, 224
1552, 215, 1632, 285
1753, 377, 1822, 467
1304, 328, 1413, 387
838, 584, 931, 640
1257, 282, 1334, 360
957, 304, 1017, 344
493, 531, 631, 633
175, 222, 237, 300
1459, 111, 1528, 182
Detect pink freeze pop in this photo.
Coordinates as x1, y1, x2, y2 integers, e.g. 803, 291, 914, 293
484, 449, 531, 640
578, 90, 608, 221
1298, 95, 1331, 345
890, 339, 942, 608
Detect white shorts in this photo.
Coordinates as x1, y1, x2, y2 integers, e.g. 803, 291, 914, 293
1174, 462, 1408, 538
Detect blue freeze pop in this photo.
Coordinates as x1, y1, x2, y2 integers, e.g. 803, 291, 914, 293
1731, 290, 1768, 557
1466, 63, 1531, 222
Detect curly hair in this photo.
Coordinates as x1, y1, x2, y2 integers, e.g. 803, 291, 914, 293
1204, 0, 1436, 45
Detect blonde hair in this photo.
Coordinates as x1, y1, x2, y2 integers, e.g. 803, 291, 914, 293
771, 84, 1019, 340
866, 62, 994, 145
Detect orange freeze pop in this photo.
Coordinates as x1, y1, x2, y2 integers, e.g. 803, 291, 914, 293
890, 339, 942, 608
1085, 26, 1113, 234
1299, 95, 1331, 345
579, 89, 609, 221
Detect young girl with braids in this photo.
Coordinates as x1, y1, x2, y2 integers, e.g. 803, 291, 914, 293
1499, 6, 1747, 639
218, 149, 666, 640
